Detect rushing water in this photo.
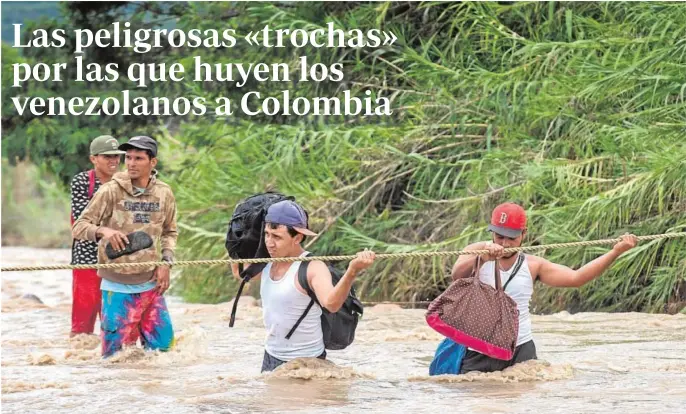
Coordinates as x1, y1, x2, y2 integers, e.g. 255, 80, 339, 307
2, 247, 686, 413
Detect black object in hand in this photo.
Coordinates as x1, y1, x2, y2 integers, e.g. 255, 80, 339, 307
105, 231, 153, 260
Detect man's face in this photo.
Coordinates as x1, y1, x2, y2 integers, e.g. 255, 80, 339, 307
125, 149, 156, 180
492, 231, 525, 258
90, 154, 121, 175
265, 223, 302, 258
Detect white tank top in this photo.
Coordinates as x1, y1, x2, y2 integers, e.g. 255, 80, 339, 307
260, 253, 325, 360
478, 254, 534, 346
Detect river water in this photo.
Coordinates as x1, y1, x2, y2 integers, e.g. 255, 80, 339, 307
2, 247, 686, 413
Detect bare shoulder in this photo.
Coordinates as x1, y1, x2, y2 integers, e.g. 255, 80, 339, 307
297, 260, 331, 294
307, 260, 332, 278
523, 254, 547, 279
525, 254, 543, 265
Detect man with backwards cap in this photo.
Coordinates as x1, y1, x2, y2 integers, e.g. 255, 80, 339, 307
70, 135, 126, 338
235, 199, 376, 372
72, 136, 178, 357
450, 202, 638, 374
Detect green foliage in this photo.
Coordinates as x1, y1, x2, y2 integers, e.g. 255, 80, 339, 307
1, 3, 182, 185
1, 159, 71, 248
4, 2, 685, 312
168, 2, 686, 311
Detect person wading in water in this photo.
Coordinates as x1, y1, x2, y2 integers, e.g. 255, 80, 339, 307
69, 135, 125, 338
450, 202, 638, 374
233, 200, 376, 372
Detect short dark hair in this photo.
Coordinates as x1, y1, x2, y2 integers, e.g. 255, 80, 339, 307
267, 222, 307, 244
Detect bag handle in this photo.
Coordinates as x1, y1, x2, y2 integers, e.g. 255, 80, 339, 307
471, 255, 505, 292
494, 259, 503, 291
471, 255, 482, 281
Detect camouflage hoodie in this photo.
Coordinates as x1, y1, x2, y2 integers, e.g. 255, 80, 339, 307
72, 169, 178, 284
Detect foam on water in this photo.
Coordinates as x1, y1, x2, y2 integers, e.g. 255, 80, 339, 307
409, 360, 575, 383
3, 247, 686, 414
265, 357, 375, 380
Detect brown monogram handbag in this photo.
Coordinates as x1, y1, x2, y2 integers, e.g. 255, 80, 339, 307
426, 256, 519, 360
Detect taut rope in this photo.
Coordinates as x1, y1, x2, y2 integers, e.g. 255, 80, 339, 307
2, 232, 684, 272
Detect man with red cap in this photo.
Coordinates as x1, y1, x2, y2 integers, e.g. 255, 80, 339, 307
450, 202, 638, 374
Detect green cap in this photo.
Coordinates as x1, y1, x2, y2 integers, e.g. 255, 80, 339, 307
90, 135, 126, 156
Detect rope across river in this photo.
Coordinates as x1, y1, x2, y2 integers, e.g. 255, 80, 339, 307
2, 232, 684, 272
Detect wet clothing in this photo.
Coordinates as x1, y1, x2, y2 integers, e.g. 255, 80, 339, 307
261, 350, 327, 373
70, 170, 101, 334
461, 253, 538, 372
72, 169, 178, 357
260, 252, 325, 362
72, 169, 178, 285
477, 254, 534, 346
460, 340, 537, 374
101, 289, 174, 358
71, 269, 102, 334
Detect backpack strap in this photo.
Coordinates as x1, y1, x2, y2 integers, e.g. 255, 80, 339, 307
297, 258, 318, 302
286, 258, 317, 340
87, 169, 96, 199
288, 252, 316, 301
286, 301, 315, 339
502, 254, 526, 291
228, 278, 248, 328
228, 263, 267, 328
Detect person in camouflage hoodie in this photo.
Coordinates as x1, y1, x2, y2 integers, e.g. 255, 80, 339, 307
72, 136, 178, 358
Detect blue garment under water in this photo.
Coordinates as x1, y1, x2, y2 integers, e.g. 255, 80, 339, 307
429, 338, 467, 376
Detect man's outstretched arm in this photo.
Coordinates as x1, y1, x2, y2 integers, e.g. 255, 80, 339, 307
536, 234, 638, 288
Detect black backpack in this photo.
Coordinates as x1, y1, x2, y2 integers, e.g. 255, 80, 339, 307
285, 253, 364, 350
226, 191, 294, 327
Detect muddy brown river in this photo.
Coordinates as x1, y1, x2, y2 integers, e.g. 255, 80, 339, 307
2, 247, 686, 413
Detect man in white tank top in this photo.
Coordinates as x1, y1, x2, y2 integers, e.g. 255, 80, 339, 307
450, 202, 638, 374
233, 200, 375, 372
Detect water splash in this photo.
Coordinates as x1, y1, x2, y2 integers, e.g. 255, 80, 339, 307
2, 381, 70, 394
27, 353, 57, 366
265, 358, 375, 380
409, 360, 575, 383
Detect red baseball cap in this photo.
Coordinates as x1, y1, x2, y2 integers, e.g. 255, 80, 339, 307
487, 202, 527, 238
